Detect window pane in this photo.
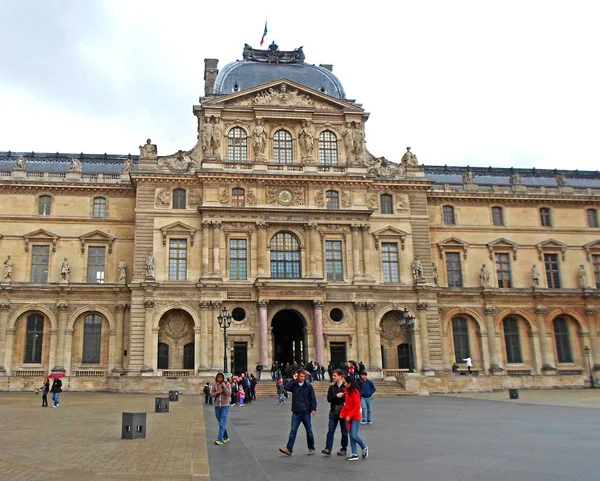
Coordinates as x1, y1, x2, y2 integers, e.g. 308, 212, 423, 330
325, 240, 344, 281
31, 246, 50, 282
232, 188, 245, 207
381, 243, 399, 282
228, 127, 247, 162
229, 239, 247, 280
446, 252, 463, 287
169, 239, 187, 280
158, 343, 169, 369
24, 314, 44, 363
270, 232, 301, 278
380, 195, 393, 214
492, 207, 503, 226
87, 247, 106, 283
588, 209, 599, 228
540, 208, 552, 227
318, 131, 338, 166
553, 318, 573, 363
495, 253, 512, 288
593, 255, 600, 289
326, 191, 339, 210
82, 314, 102, 363
544, 253, 561, 288
452, 317, 470, 361
443, 206, 455, 225
38, 196, 51, 216
173, 189, 186, 209
93, 197, 106, 217
503, 317, 522, 363
273, 130, 293, 164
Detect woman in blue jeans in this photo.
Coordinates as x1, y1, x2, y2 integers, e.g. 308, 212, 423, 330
210, 372, 232, 445
339, 376, 368, 461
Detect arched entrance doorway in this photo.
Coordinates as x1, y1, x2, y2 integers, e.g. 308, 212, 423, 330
271, 309, 307, 365
157, 309, 194, 370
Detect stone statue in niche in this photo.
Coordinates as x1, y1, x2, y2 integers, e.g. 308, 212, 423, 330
118, 258, 127, 283
145, 252, 155, 279
578, 264, 587, 288
480, 264, 491, 288
139, 139, 157, 159
14, 156, 27, 170
462, 167, 475, 183
412, 257, 423, 282
509, 170, 522, 185
60, 258, 70, 282
211, 118, 223, 159
3, 255, 12, 282
401, 147, 418, 166
299, 120, 315, 162
342, 123, 355, 160
253, 119, 268, 160
69, 157, 82, 173
353, 123, 365, 158
531, 264, 540, 286
432, 263, 439, 285
201, 117, 223, 159
121, 157, 134, 173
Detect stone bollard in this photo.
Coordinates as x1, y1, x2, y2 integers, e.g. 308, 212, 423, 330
169, 390, 179, 402
122, 412, 146, 439
155, 397, 170, 413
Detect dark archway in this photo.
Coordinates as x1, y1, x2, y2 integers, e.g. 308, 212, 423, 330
271, 309, 306, 365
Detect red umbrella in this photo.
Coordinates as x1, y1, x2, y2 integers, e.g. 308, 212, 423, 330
48, 372, 65, 379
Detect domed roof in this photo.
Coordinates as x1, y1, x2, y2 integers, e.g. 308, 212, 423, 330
213, 44, 346, 99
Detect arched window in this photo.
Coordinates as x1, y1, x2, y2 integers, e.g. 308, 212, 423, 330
503, 317, 522, 363
92, 197, 106, 217
587, 208, 599, 228
24, 314, 44, 364
452, 317, 470, 362
380, 194, 393, 214
273, 129, 293, 164
492, 206, 504, 226
270, 232, 301, 279
326, 190, 339, 210
232, 188, 245, 207
553, 318, 573, 363
397, 343, 413, 370
443, 205, 456, 225
158, 343, 169, 369
38, 195, 51, 216
172, 189, 186, 209
82, 314, 102, 364
318, 130, 338, 165
184, 343, 194, 369
227, 127, 248, 162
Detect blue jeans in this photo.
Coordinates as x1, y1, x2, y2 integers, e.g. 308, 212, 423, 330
278, 394, 284, 404
52, 392, 60, 407
361, 396, 373, 422
348, 420, 366, 455
286, 412, 315, 452
325, 413, 348, 451
214, 405, 230, 442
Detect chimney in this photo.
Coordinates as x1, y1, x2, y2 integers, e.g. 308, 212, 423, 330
319, 64, 333, 72
204, 58, 219, 96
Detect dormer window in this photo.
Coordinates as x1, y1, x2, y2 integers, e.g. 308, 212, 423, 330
228, 127, 248, 163
273, 130, 293, 164
233, 82, 240, 92
318, 130, 338, 166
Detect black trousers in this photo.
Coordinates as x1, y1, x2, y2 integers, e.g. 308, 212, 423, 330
41, 393, 48, 406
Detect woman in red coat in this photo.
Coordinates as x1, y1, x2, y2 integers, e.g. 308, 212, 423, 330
339, 376, 368, 461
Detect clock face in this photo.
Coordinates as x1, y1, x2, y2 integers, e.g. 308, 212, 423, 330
277, 189, 293, 205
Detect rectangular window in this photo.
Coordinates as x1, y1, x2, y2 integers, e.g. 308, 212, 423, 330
554, 318, 573, 363
325, 240, 344, 281
540, 208, 552, 227
443, 206, 455, 225
503, 318, 523, 363
92, 198, 106, 217
495, 253, 512, 288
492, 207, 504, 226
31, 246, 50, 282
445, 252, 463, 287
588, 209, 599, 228
452, 317, 470, 362
381, 242, 400, 282
24, 315, 44, 364
169, 239, 187, 280
82, 315, 102, 364
229, 239, 247, 280
86, 247, 106, 283
38, 196, 51, 216
544, 253, 561, 288
593, 255, 600, 289
380, 195, 393, 214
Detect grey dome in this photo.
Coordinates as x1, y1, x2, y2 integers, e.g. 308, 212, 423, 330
214, 61, 346, 99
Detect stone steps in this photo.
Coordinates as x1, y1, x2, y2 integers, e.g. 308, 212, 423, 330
264, 380, 414, 397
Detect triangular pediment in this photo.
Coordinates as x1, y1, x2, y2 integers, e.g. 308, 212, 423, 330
487, 237, 519, 260
160, 221, 197, 246
205, 79, 364, 112
79, 230, 115, 253
372, 226, 408, 251
536, 239, 567, 260
23, 229, 60, 252
437, 237, 469, 259
584, 239, 600, 260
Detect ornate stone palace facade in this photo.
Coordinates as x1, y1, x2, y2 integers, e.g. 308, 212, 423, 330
0, 44, 598, 392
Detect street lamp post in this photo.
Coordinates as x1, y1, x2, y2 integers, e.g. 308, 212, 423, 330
397, 308, 416, 373
584, 346, 596, 389
217, 307, 233, 374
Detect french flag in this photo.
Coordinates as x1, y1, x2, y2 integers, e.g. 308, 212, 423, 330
260, 20, 268, 46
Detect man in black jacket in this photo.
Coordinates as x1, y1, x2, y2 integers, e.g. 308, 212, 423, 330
321, 369, 348, 456
279, 370, 317, 456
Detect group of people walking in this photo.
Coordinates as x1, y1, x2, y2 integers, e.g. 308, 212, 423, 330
37, 376, 62, 407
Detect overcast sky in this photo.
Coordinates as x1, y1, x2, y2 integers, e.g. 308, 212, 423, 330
1, 0, 599, 170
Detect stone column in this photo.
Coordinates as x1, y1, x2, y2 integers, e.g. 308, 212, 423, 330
485, 307, 503, 373
351, 224, 362, 280
194, 327, 201, 373
258, 300, 269, 366
417, 303, 432, 372
354, 302, 368, 364
313, 301, 325, 365
536, 306, 555, 371
64, 329, 73, 376
4, 327, 15, 376
256, 222, 268, 276
587, 308, 600, 370
0, 301, 11, 373
531, 332, 544, 375
199, 301, 210, 369
112, 303, 127, 373
108, 328, 117, 373
201, 220, 210, 278
48, 329, 58, 374
366, 302, 381, 370
212, 221, 222, 277
52, 302, 70, 372
361, 225, 373, 280
212, 301, 222, 369
307, 223, 319, 277
142, 300, 155, 372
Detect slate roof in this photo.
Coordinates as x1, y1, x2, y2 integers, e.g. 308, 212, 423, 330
0, 151, 137, 175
